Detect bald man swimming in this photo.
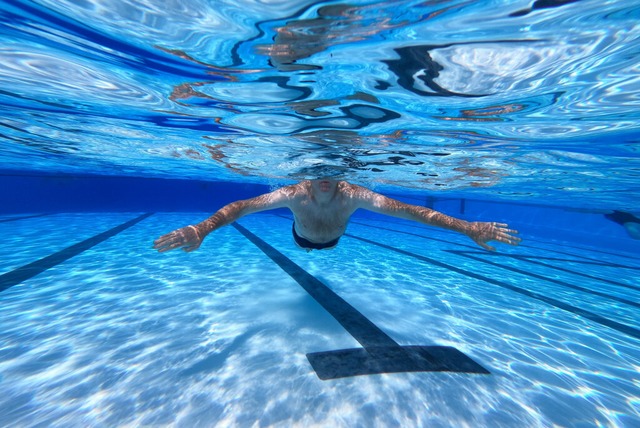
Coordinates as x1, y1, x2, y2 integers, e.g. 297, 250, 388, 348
154, 179, 520, 253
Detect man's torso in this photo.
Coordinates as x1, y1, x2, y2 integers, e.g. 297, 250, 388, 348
289, 181, 359, 243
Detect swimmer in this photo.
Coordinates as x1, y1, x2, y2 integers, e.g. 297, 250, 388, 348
153, 180, 521, 253
604, 210, 640, 240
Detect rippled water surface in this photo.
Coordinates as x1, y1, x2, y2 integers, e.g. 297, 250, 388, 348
1, 0, 639, 208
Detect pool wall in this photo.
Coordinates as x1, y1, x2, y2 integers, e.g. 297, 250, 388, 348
0, 172, 270, 213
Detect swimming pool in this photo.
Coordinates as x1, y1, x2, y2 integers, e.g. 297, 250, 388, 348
1, 208, 638, 426
2, 0, 639, 426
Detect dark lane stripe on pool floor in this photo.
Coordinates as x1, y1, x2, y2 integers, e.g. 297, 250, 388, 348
0, 214, 50, 223
347, 234, 640, 341
276, 213, 639, 268
342, 215, 640, 297
0, 213, 153, 293
233, 222, 398, 349
501, 254, 640, 291
233, 222, 489, 380
448, 251, 640, 307
350, 219, 640, 267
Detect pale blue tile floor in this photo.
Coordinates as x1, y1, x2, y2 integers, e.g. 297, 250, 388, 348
0, 213, 638, 427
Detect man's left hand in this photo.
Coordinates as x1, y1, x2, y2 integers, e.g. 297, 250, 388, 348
467, 222, 521, 251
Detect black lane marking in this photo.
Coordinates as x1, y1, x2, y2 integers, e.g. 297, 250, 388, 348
232, 222, 489, 380
502, 254, 638, 270
351, 213, 640, 263
233, 222, 397, 348
516, 240, 640, 263
0, 214, 50, 223
0, 213, 153, 293
448, 251, 640, 308
276, 213, 638, 271
347, 234, 640, 341
452, 250, 640, 292
352, 219, 640, 267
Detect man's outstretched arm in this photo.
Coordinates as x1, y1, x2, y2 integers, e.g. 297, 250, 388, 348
153, 187, 295, 253
352, 185, 521, 251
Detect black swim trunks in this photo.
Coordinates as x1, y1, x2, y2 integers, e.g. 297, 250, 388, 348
292, 223, 340, 250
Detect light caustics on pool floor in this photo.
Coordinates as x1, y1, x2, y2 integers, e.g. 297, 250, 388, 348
0, 212, 639, 427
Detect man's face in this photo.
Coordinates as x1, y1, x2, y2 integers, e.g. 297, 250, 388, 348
311, 179, 338, 193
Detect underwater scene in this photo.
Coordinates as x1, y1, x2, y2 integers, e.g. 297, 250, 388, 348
1, 0, 639, 426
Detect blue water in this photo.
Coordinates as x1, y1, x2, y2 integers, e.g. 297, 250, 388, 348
1, 0, 639, 208
1, 212, 639, 426
1, 0, 640, 426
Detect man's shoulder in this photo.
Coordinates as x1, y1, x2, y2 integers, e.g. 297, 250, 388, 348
338, 181, 361, 191
273, 182, 308, 199
337, 181, 376, 200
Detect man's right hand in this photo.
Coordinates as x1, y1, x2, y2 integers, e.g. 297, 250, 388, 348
153, 225, 203, 253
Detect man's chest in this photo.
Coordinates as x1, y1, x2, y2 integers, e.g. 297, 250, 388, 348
292, 200, 354, 228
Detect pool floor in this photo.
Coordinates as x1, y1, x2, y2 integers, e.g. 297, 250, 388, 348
0, 212, 638, 427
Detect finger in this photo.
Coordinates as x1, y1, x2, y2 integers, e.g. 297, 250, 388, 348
501, 231, 522, 241
157, 245, 176, 253
153, 238, 172, 249
157, 241, 184, 252
477, 241, 496, 251
497, 230, 521, 239
154, 236, 177, 249
154, 233, 177, 246
496, 231, 515, 240
496, 235, 511, 244
496, 224, 518, 233
500, 228, 519, 234
499, 235, 521, 246
153, 237, 168, 247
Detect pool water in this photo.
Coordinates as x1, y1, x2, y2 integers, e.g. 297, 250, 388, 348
2, 0, 640, 425
1, 211, 638, 426
1, 0, 639, 208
